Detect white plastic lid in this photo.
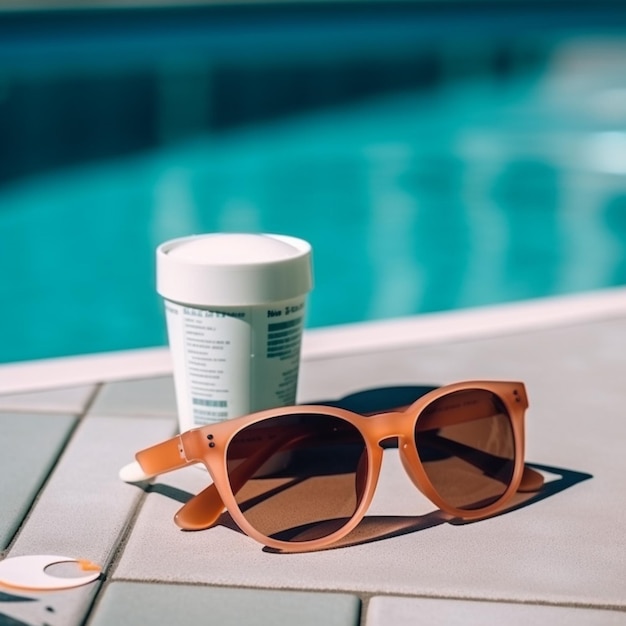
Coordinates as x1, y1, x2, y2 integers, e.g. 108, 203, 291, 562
157, 233, 313, 306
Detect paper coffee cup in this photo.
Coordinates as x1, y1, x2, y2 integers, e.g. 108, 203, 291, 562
157, 233, 313, 431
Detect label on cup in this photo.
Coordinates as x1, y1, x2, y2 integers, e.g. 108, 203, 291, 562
164, 296, 306, 429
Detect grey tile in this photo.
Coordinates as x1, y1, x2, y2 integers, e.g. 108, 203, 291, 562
88, 377, 177, 418
0, 412, 76, 549
8, 415, 176, 567
366, 596, 626, 625
0, 385, 97, 414
88, 581, 360, 626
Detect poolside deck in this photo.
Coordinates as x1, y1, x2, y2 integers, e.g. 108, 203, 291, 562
1, 287, 625, 625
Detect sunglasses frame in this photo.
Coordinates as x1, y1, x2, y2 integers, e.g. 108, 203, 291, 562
130, 380, 535, 552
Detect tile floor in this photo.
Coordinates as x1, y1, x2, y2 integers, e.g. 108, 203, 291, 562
1, 294, 625, 625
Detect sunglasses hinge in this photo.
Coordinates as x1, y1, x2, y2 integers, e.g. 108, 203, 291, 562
179, 431, 210, 462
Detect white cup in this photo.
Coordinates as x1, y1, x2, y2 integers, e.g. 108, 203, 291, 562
157, 233, 313, 432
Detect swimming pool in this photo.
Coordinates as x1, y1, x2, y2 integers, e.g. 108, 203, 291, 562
2, 5, 626, 364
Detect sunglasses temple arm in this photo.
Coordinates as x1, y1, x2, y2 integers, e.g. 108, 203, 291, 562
519, 465, 544, 492
174, 429, 310, 531
119, 433, 198, 483
173, 483, 225, 530
424, 433, 544, 493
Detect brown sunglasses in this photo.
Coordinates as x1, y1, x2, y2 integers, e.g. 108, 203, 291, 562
121, 380, 544, 552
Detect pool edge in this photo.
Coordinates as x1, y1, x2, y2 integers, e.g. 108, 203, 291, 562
1, 287, 625, 394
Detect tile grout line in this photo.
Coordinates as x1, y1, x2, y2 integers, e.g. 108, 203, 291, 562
83, 576, 626, 613
81, 415, 178, 621
0, 383, 105, 416
80, 488, 153, 626
81, 383, 106, 419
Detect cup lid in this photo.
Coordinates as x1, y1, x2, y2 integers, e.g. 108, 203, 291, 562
157, 233, 313, 307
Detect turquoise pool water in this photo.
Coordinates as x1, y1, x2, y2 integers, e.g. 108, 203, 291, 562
2, 36, 626, 363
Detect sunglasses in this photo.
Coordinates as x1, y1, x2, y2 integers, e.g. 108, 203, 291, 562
121, 380, 544, 552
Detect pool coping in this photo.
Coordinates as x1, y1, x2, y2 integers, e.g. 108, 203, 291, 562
1, 286, 625, 394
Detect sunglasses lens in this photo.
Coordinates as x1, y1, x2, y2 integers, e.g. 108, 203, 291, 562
226, 413, 368, 544
415, 389, 515, 511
